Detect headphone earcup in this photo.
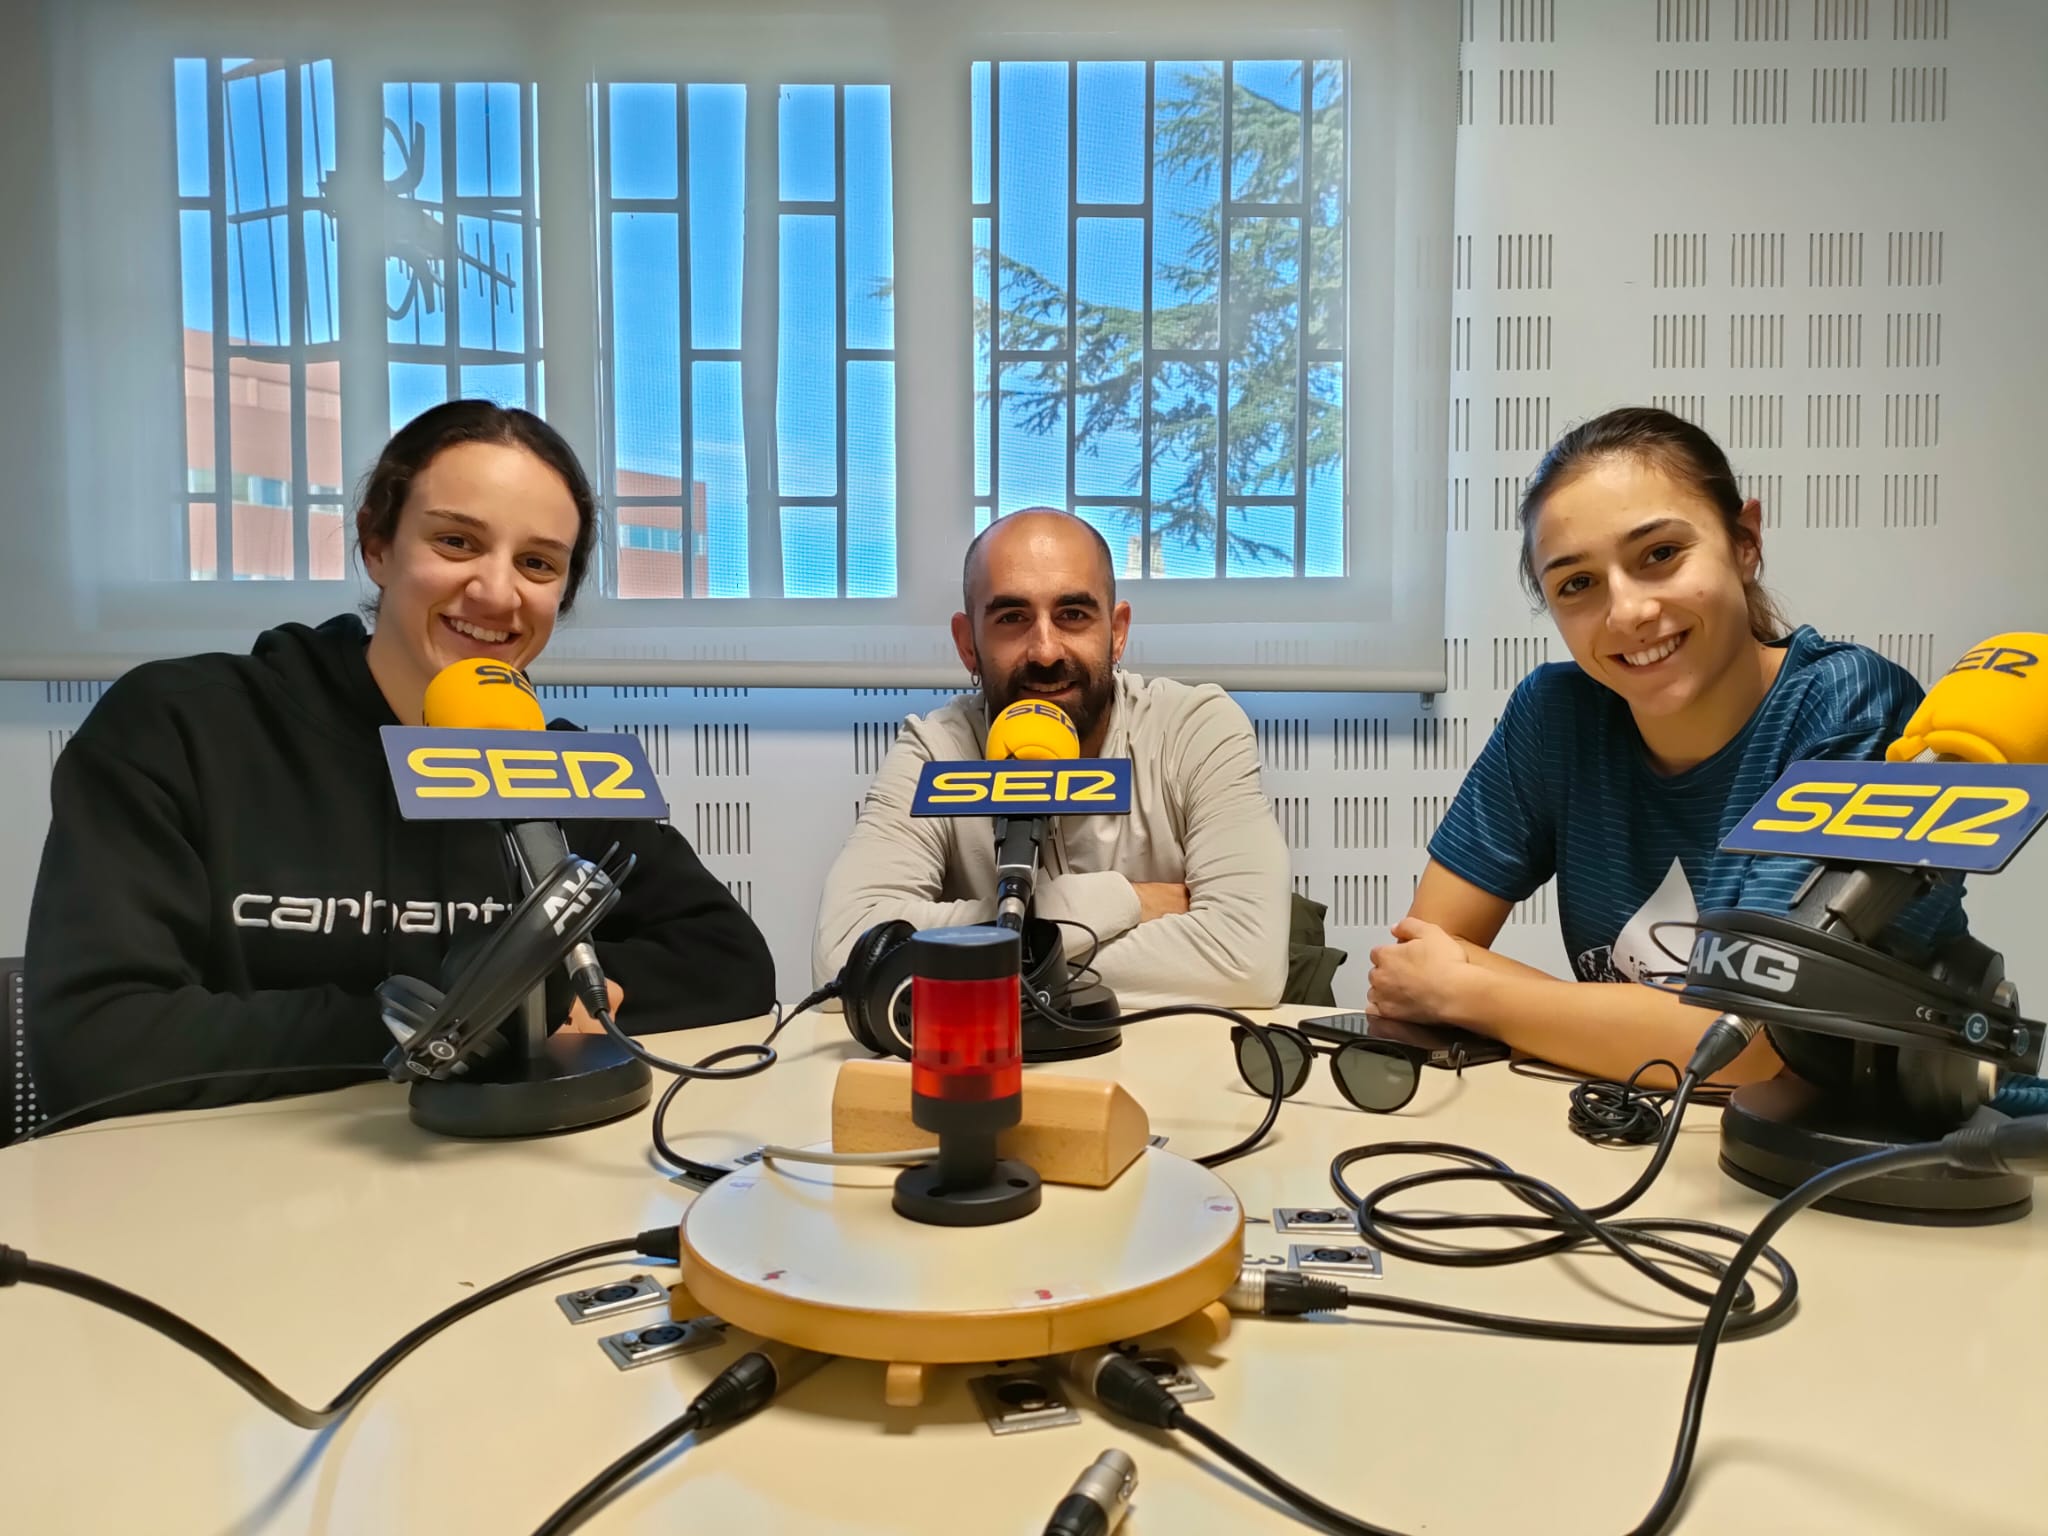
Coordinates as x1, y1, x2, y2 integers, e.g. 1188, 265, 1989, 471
378, 971, 447, 1018
840, 920, 916, 1058
1766, 1022, 1857, 1094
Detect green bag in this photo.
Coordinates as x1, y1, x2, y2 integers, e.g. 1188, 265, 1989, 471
1282, 891, 1348, 1007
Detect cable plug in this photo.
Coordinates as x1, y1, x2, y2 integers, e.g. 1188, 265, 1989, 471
559, 937, 613, 1027
686, 1339, 830, 1434
0, 1244, 25, 1286
1941, 1114, 2048, 1177
1222, 1266, 1349, 1318
632, 1226, 683, 1263
1053, 1345, 1185, 1430
1687, 1013, 1760, 1080
1042, 1448, 1137, 1536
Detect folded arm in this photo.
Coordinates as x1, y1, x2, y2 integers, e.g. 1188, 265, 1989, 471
1048, 693, 1290, 1010
1370, 862, 1781, 1088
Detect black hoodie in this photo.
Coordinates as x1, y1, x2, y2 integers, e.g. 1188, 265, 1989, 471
23, 615, 776, 1121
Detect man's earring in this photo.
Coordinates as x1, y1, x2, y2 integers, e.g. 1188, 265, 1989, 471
970, 672, 981, 690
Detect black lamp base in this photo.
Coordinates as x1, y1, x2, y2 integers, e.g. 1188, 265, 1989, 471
892, 1156, 1043, 1227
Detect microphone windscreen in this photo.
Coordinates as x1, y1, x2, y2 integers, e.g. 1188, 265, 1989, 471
986, 700, 1080, 761
422, 659, 546, 732
1884, 633, 2048, 765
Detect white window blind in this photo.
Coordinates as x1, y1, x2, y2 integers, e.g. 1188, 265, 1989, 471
5, 0, 1455, 687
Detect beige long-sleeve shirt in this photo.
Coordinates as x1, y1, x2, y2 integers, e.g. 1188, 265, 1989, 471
812, 671, 1291, 1009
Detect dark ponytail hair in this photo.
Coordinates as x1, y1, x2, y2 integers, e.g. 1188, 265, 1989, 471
1515, 406, 1788, 642
354, 399, 598, 612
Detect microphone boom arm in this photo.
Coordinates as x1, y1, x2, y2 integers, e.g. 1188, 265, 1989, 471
992, 813, 1043, 933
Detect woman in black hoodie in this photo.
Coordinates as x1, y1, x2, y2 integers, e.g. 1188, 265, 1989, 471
23, 401, 776, 1123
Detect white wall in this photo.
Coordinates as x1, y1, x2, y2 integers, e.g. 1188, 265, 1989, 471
0, 0, 2044, 1003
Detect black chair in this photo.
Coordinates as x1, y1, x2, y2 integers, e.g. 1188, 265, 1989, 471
4, 958, 37, 1142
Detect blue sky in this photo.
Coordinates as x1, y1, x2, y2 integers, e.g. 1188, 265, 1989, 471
176, 59, 1342, 597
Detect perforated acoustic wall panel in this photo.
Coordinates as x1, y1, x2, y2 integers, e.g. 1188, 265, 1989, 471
0, 2, 2042, 1010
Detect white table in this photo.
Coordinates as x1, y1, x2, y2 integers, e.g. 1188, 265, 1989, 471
2, 1005, 2043, 1535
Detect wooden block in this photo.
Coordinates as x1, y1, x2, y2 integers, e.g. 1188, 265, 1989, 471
883, 1361, 928, 1407
830, 1059, 1151, 1189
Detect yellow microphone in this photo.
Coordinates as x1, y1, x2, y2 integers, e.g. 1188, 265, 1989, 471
986, 700, 1080, 762
1885, 633, 2048, 765
422, 659, 546, 732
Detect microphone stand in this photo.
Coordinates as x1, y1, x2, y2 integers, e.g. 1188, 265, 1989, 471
1685, 862, 2036, 1225
400, 830, 653, 1139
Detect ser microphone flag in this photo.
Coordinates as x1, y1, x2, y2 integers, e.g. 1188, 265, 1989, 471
383, 659, 670, 823
1719, 760, 2048, 875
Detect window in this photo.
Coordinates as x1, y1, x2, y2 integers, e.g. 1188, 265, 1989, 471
174, 56, 345, 583
597, 80, 896, 600
27, 0, 1453, 685
973, 58, 1347, 582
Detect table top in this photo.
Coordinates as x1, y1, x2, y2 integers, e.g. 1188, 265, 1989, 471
3, 1003, 2043, 1536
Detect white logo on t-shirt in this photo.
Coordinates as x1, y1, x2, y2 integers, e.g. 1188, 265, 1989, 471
1575, 857, 1697, 985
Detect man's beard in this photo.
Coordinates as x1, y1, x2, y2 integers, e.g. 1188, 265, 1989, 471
981, 653, 1116, 750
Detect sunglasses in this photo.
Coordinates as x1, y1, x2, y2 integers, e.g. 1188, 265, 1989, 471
1231, 1024, 1423, 1114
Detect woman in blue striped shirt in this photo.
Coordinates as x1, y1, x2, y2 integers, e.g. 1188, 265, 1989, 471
1366, 406, 1953, 1084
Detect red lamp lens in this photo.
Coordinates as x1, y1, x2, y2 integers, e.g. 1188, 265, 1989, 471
910, 973, 1022, 1102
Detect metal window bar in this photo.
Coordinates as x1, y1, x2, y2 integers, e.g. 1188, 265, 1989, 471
833, 84, 849, 597
284, 61, 309, 580
983, 64, 1000, 536
1065, 61, 1079, 553
203, 60, 231, 577
1140, 62, 1154, 579
591, 81, 616, 600
1216, 59, 1232, 579
768, 86, 857, 597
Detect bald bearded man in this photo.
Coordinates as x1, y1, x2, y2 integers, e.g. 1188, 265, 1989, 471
812, 509, 1290, 1009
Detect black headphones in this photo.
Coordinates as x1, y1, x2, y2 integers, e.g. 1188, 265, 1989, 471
836, 916, 1122, 1062
1767, 928, 2005, 1127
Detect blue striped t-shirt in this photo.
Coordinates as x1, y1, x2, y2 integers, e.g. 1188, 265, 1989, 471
1429, 626, 1962, 986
